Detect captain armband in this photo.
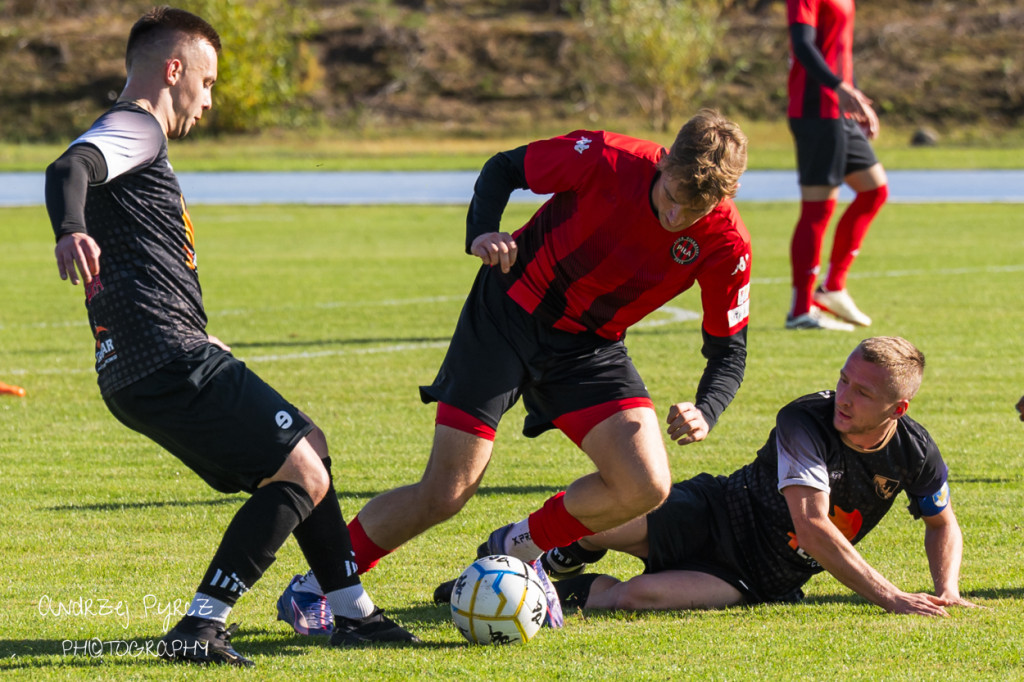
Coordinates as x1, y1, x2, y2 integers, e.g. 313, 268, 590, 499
915, 481, 951, 517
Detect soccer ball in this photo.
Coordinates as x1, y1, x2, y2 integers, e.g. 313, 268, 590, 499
450, 555, 548, 645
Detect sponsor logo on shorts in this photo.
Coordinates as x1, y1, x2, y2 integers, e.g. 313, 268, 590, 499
671, 236, 699, 265
275, 410, 294, 429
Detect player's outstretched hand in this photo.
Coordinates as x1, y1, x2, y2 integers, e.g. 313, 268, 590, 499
471, 232, 518, 273
666, 402, 708, 446
886, 591, 954, 617
55, 232, 101, 285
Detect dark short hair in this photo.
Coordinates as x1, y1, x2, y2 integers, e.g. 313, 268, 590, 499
658, 109, 747, 213
126, 6, 221, 70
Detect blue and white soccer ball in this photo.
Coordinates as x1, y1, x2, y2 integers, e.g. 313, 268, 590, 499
450, 555, 547, 645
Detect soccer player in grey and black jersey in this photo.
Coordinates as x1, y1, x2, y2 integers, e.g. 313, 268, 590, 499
44, 7, 416, 666
531, 337, 978, 617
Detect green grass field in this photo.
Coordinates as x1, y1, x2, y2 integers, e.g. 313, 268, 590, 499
1, 198, 1022, 680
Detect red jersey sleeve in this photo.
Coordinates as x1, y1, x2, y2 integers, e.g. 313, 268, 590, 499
787, 0, 820, 27
696, 201, 752, 337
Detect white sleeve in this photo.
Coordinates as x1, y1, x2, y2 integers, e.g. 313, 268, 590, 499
71, 110, 164, 184
776, 419, 830, 494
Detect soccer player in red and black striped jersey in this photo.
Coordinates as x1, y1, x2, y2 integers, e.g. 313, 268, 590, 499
337, 110, 752, 594
44, 7, 416, 664
538, 338, 976, 618
786, 0, 888, 331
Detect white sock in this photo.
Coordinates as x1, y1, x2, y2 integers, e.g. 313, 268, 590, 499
188, 592, 231, 623
504, 519, 542, 562
326, 584, 376, 620
292, 570, 323, 595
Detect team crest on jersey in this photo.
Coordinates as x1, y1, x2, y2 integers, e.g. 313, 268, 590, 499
872, 474, 900, 500
671, 236, 699, 265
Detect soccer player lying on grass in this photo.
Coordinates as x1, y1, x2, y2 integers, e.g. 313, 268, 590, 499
532, 337, 977, 616
279, 110, 752, 630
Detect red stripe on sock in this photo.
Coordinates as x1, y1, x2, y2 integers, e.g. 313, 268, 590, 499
790, 199, 836, 316
527, 492, 595, 551
436, 402, 496, 441
552, 397, 654, 448
347, 515, 391, 575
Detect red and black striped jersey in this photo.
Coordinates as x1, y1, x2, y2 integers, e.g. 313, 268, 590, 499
787, 0, 856, 119
496, 130, 751, 341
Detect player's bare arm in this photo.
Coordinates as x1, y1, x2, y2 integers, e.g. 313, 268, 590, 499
922, 505, 978, 608
783, 485, 952, 617
666, 402, 709, 445
470, 232, 518, 273
54, 232, 101, 286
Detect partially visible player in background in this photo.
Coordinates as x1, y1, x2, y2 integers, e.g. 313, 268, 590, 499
528, 337, 976, 618
44, 7, 416, 666
1016, 395, 1024, 421
279, 110, 752, 627
785, 0, 888, 331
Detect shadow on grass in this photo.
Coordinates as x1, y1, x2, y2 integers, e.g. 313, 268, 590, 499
45, 496, 247, 512
230, 335, 451, 350
803, 585, 1024, 606
47, 483, 563, 513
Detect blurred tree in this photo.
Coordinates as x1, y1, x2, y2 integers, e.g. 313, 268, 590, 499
181, 0, 322, 133
576, 0, 724, 131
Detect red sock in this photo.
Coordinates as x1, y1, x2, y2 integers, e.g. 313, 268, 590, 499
347, 514, 392, 574
790, 199, 836, 316
527, 492, 595, 552
824, 185, 888, 292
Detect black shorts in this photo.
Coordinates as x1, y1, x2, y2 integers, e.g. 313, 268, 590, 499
104, 344, 313, 494
420, 268, 650, 438
789, 116, 879, 187
645, 473, 803, 605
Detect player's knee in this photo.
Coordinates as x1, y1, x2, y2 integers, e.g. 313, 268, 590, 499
302, 463, 330, 505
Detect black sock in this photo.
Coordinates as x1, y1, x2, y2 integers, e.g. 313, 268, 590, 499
550, 542, 607, 570
553, 574, 601, 610
291, 457, 361, 593
195, 481, 315, 607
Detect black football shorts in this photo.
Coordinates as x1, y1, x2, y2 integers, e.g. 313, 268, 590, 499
645, 473, 774, 604
789, 116, 879, 187
419, 268, 651, 438
104, 343, 313, 494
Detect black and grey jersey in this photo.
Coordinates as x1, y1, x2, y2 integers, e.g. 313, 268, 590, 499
72, 102, 209, 395
725, 391, 948, 599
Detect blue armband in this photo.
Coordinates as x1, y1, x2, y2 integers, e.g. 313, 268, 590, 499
916, 481, 950, 516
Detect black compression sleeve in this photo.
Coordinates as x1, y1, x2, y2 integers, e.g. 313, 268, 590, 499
790, 23, 842, 90
694, 326, 747, 431
44, 143, 107, 242
465, 145, 529, 254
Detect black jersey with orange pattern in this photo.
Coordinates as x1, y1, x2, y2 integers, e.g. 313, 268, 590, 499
66, 102, 209, 395
724, 391, 948, 599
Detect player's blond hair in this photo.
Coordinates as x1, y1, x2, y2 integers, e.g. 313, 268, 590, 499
855, 336, 925, 401
658, 109, 748, 213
